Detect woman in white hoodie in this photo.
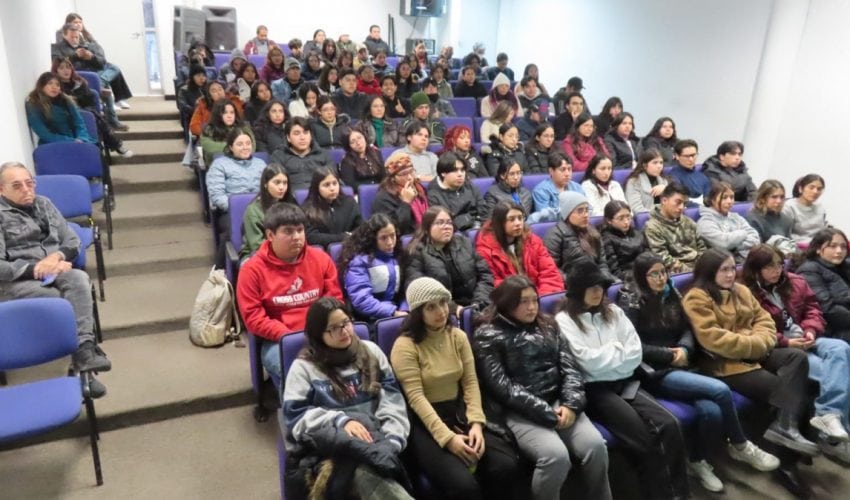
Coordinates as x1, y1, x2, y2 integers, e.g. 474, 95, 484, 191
556, 259, 690, 500
697, 182, 760, 263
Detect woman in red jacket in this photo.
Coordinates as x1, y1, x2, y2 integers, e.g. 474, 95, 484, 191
475, 200, 564, 294
562, 112, 610, 172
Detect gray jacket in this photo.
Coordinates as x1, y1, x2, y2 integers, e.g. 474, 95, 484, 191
696, 206, 760, 262
624, 172, 668, 214
0, 196, 80, 282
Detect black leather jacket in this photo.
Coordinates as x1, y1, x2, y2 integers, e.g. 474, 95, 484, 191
473, 313, 586, 427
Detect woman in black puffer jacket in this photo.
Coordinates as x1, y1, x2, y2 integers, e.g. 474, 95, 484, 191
473, 275, 611, 500
796, 228, 850, 340
599, 201, 648, 281
302, 167, 363, 247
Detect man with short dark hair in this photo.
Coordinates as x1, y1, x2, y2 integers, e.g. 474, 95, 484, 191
287, 38, 303, 61
486, 52, 514, 81
553, 76, 589, 119
0, 162, 110, 395
332, 68, 370, 118
668, 139, 711, 206
364, 25, 390, 56
236, 203, 343, 378
244, 25, 277, 55
644, 183, 707, 273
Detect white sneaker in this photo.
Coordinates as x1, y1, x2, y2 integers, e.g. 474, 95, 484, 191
687, 460, 724, 492
117, 100, 131, 109
810, 414, 850, 442
728, 440, 780, 472
117, 147, 134, 159
820, 437, 850, 465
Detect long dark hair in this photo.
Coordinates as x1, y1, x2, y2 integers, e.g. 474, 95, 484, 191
27, 72, 73, 120
630, 252, 685, 330
558, 282, 614, 334
566, 112, 599, 147
478, 275, 557, 333
584, 155, 613, 196
407, 205, 453, 255
252, 99, 287, 141
565, 206, 602, 259
804, 228, 849, 262
485, 201, 528, 273
645, 116, 677, 143
256, 163, 295, 211
201, 80, 226, 108
741, 244, 792, 302
249, 81, 271, 109
626, 148, 664, 184
318, 63, 338, 93
792, 174, 825, 198
692, 248, 738, 304
205, 100, 245, 141
303, 166, 348, 226
602, 200, 632, 231
338, 213, 402, 279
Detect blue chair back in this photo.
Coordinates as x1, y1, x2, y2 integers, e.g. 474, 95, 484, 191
471, 177, 494, 194
77, 71, 101, 94
460, 306, 475, 339
466, 228, 479, 243
228, 193, 256, 251
0, 298, 77, 369
472, 117, 486, 142
79, 110, 98, 141
329, 148, 345, 166
205, 67, 218, 80
634, 212, 651, 230
380, 146, 398, 160
329, 242, 343, 263
294, 185, 354, 205
607, 282, 623, 304
358, 183, 380, 219
611, 169, 631, 186
448, 98, 477, 118
572, 171, 585, 183
375, 316, 406, 356
35, 175, 93, 219
386, 56, 400, 68
441, 117, 474, 134
280, 325, 369, 380
33, 142, 104, 179
531, 222, 556, 240
590, 215, 604, 228
248, 54, 265, 68
731, 202, 752, 218
254, 152, 270, 163
213, 51, 230, 70
522, 174, 548, 192
480, 80, 493, 92
671, 272, 694, 291
539, 292, 566, 315
685, 207, 700, 222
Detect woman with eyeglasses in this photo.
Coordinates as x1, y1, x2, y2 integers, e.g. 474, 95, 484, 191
391, 278, 519, 500
372, 151, 430, 236
481, 158, 533, 221
600, 201, 648, 282
282, 297, 413, 499
620, 253, 778, 493
683, 248, 819, 495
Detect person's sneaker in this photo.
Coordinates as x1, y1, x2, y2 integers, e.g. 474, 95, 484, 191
82, 375, 107, 399
117, 100, 131, 109
820, 436, 850, 465
73, 341, 112, 373
117, 146, 134, 158
810, 414, 850, 442
111, 122, 130, 132
728, 440, 780, 471
687, 460, 724, 492
765, 423, 820, 457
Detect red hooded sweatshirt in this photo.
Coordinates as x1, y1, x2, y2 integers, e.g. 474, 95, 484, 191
475, 223, 565, 295
237, 240, 343, 341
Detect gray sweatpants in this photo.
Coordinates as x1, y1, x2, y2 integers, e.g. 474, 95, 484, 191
506, 411, 612, 500
0, 269, 94, 345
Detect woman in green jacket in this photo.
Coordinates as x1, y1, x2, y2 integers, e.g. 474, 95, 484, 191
239, 164, 297, 262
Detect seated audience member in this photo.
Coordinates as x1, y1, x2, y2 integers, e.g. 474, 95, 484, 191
544, 191, 614, 285
553, 92, 587, 141
518, 64, 549, 95
318, 63, 339, 96
243, 25, 276, 55
260, 46, 287, 84
372, 151, 429, 235
391, 277, 520, 499
381, 75, 411, 119
624, 149, 669, 214
581, 155, 625, 216
412, 41, 429, 75
405, 207, 493, 315
463, 51, 484, 74
239, 164, 296, 261
372, 50, 392, 76
303, 167, 362, 247
228, 63, 259, 103
667, 139, 710, 206
403, 92, 445, 145
482, 158, 533, 220
484, 123, 527, 177
339, 128, 385, 192
784, 174, 829, 246
177, 39, 214, 83
744, 244, 850, 449
426, 154, 483, 231
641, 117, 678, 164
644, 183, 707, 273
702, 141, 757, 202
683, 249, 820, 494
563, 113, 610, 172
429, 64, 453, 99
474, 275, 611, 499
797, 228, 850, 341
281, 297, 412, 500
552, 77, 586, 122
480, 73, 520, 119
364, 24, 390, 56
288, 83, 319, 120
400, 122, 438, 180
356, 95, 404, 147
556, 260, 689, 500
480, 102, 515, 154
395, 60, 420, 100
441, 125, 486, 179
453, 66, 487, 99
200, 100, 253, 167
177, 65, 208, 127
0, 162, 111, 396
697, 182, 760, 262
26, 72, 95, 145
190, 81, 243, 138
271, 58, 305, 105
525, 124, 563, 174
310, 96, 350, 149
320, 38, 338, 66
619, 253, 779, 492
332, 68, 370, 118
603, 113, 640, 170
287, 38, 304, 62
600, 201, 648, 281
337, 33, 357, 55
301, 53, 324, 82
476, 201, 563, 294
270, 117, 332, 191
746, 180, 797, 254
356, 64, 382, 96
420, 77, 455, 118
515, 104, 545, 144
302, 29, 326, 60
517, 76, 550, 117
485, 52, 514, 81
252, 100, 287, 153
593, 97, 623, 137
530, 153, 584, 223
243, 81, 273, 126
237, 204, 343, 379
218, 49, 247, 85
339, 213, 405, 322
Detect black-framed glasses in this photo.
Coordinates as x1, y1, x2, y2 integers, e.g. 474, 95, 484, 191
325, 318, 353, 336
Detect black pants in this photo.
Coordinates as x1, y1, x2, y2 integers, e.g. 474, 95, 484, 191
405, 408, 521, 500
585, 382, 689, 500
214, 210, 231, 269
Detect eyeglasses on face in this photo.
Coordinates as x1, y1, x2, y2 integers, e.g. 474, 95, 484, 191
325, 318, 353, 336
646, 270, 668, 280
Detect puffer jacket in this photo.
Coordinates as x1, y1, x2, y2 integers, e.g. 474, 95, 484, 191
481, 182, 534, 220
344, 251, 402, 320
484, 142, 528, 177
696, 206, 760, 262
310, 115, 351, 149
543, 221, 613, 284
797, 258, 850, 330
475, 225, 564, 294
640, 136, 675, 164
454, 149, 487, 179
600, 225, 648, 281
525, 142, 563, 174
562, 137, 610, 172
473, 313, 586, 427
270, 142, 334, 191
305, 196, 363, 247
644, 205, 707, 272
205, 155, 266, 211
426, 179, 483, 231
702, 156, 757, 202
749, 272, 826, 346
603, 130, 639, 170
404, 234, 493, 309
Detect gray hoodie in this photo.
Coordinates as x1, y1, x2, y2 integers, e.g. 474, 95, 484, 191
696, 206, 760, 262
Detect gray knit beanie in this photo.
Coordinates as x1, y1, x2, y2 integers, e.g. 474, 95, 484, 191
558, 190, 588, 219
406, 277, 451, 311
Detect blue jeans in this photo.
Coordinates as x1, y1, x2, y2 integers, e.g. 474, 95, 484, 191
648, 369, 747, 460
98, 63, 121, 88
261, 340, 282, 380
807, 337, 850, 429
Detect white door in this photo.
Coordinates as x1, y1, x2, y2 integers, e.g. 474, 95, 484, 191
75, 0, 153, 95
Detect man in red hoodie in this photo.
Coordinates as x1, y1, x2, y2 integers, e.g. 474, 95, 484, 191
237, 203, 342, 378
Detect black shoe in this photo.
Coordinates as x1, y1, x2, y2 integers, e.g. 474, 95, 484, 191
774, 465, 812, 499
73, 341, 112, 373
82, 375, 107, 399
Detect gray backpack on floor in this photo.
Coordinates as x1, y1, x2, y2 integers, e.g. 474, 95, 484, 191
189, 267, 242, 347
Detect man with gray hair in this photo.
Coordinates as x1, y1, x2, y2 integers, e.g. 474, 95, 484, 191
0, 162, 110, 396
